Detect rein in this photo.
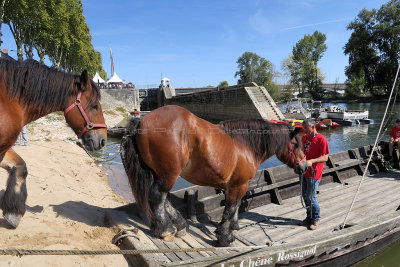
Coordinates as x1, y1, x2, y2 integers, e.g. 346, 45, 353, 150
64, 91, 107, 138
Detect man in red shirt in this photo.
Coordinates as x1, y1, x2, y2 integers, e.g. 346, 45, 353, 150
299, 119, 329, 230
388, 119, 400, 161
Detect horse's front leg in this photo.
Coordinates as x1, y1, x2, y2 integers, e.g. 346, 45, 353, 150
231, 207, 240, 231
215, 184, 248, 246
149, 180, 177, 241
0, 148, 28, 228
215, 202, 240, 246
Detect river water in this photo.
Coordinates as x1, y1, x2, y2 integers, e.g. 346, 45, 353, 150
96, 102, 400, 266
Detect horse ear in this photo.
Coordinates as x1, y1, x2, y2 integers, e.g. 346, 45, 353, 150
290, 127, 302, 139
80, 70, 90, 89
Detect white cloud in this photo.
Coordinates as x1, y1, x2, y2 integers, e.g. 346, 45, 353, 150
281, 18, 350, 31
248, 9, 272, 35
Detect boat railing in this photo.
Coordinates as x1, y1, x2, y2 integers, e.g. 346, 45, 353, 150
166, 143, 395, 223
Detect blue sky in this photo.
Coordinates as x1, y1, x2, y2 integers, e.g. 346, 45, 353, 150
1, 0, 389, 88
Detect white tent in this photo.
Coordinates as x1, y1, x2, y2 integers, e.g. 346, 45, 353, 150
107, 72, 124, 84
93, 72, 106, 84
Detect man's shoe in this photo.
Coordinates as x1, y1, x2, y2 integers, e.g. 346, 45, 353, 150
298, 218, 311, 227
309, 220, 320, 230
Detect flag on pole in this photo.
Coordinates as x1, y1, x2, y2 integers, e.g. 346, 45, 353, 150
110, 47, 114, 76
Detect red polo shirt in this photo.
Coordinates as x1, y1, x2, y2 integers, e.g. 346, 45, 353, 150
302, 133, 329, 180
390, 126, 400, 139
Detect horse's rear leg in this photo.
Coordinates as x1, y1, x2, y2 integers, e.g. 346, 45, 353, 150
0, 149, 28, 228
149, 180, 177, 241
165, 198, 187, 237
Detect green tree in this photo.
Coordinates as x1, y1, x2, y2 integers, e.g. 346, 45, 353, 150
235, 51, 279, 99
290, 31, 327, 99
344, 8, 378, 95
3, 0, 105, 77
0, 0, 9, 49
3, 0, 28, 61
345, 72, 366, 98
344, 0, 400, 96
218, 81, 229, 87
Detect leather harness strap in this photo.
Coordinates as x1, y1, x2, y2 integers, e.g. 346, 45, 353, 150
64, 91, 107, 138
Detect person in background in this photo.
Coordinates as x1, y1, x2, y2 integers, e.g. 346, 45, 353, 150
299, 119, 329, 230
132, 108, 140, 118
388, 118, 400, 161
15, 126, 29, 146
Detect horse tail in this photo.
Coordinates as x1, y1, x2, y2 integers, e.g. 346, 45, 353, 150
121, 118, 153, 219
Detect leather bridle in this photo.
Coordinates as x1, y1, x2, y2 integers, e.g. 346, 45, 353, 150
286, 141, 306, 169
64, 91, 107, 138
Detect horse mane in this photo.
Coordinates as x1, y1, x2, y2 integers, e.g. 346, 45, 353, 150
219, 119, 291, 161
0, 58, 100, 114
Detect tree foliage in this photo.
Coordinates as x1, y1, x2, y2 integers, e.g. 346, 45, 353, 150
2, 0, 105, 77
287, 31, 327, 100
235, 51, 279, 99
344, 0, 400, 96
218, 81, 229, 87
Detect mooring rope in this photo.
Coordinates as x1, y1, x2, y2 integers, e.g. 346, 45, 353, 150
0, 244, 274, 257
341, 64, 400, 229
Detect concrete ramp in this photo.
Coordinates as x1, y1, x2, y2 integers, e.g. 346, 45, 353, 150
245, 85, 284, 120
165, 82, 284, 122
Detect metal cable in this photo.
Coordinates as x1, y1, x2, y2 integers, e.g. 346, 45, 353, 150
341, 64, 400, 229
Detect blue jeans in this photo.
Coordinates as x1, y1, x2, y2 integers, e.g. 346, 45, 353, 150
301, 177, 321, 222
16, 126, 29, 145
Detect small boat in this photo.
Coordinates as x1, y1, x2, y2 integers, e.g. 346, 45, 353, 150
107, 126, 126, 139
326, 105, 369, 121
282, 98, 311, 120
107, 143, 400, 266
320, 119, 340, 129
316, 121, 328, 130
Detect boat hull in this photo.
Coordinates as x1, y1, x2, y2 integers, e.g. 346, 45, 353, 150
327, 110, 369, 120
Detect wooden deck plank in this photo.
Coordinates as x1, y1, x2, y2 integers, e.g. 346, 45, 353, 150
269, 178, 400, 243
179, 233, 213, 257
170, 237, 203, 260
238, 176, 398, 245
151, 238, 183, 262
185, 223, 225, 256
286, 192, 400, 244
110, 170, 400, 266
237, 175, 373, 224
105, 209, 172, 265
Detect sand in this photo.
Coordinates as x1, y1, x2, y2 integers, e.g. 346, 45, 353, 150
0, 112, 132, 267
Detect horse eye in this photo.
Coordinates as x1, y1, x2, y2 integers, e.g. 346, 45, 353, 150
92, 104, 99, 111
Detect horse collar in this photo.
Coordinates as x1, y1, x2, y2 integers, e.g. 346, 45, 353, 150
64, 91, 107, 138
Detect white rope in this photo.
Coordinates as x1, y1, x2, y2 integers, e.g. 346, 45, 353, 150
341, 64, 400, 229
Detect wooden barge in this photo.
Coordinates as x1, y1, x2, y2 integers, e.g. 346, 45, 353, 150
106, 143, 400, 266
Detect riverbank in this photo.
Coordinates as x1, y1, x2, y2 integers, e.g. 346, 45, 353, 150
0, 112, 130, 266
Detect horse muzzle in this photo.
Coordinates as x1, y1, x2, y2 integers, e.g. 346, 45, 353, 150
81, 130, 107, 151
296, 161, 310, 174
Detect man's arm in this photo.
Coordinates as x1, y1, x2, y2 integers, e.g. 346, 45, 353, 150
307, 154, 329, 165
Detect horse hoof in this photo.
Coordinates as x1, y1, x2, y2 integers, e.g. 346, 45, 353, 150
231, 223, 240, 231
175, 227, 187, 238
4, 213, 21, 228
162, 235, 175, 242
218, 239, 234, 247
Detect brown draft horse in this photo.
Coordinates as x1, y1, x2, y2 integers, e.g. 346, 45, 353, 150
0, 58, 107, 228
121, 105, 308, 246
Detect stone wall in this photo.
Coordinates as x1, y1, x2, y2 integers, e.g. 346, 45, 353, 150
100, 89, 140, 111
165, 83, 282, 122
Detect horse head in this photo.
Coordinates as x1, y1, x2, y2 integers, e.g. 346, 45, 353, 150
64, 70, 107, 151
280, 127, 308, 174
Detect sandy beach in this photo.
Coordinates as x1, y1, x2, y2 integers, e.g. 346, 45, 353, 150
0, 112, 132, 266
